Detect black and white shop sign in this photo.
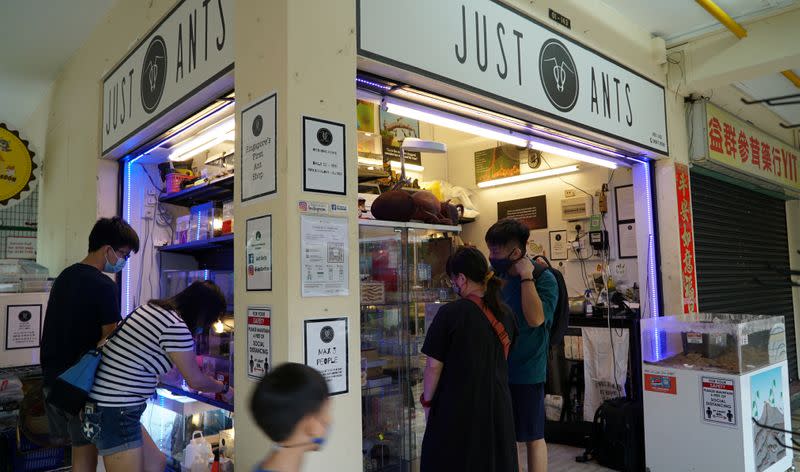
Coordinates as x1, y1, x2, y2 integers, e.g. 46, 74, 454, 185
102, 0, 233, 155
358, 0, 668, 155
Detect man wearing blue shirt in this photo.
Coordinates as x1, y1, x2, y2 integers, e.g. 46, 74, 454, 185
486, 219, 559, 472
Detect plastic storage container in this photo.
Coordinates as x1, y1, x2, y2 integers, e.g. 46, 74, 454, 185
188, 203, 220, 242
641, 313, 786, 375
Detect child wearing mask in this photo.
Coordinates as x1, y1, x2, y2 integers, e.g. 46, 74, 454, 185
250, 363, 332, 472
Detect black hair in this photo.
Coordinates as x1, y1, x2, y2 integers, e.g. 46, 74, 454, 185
485, 218, 529, 252
446, 246, 511, 326
149, 281, 226, 332
88, 216, 140, 253
250, 363, 329, 442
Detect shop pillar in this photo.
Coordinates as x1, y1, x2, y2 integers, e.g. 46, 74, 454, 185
232, 0, 361, 470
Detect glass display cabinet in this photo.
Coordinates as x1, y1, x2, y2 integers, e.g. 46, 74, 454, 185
358, 220, 460, 472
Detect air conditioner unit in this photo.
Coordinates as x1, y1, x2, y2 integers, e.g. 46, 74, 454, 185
561, 196, 593, 221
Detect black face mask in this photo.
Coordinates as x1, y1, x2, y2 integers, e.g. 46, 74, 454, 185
490, 249, 522, 275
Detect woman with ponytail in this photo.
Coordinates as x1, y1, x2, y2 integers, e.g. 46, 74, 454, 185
419, 246, 518, 471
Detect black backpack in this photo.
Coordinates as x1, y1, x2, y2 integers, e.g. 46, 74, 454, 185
531, 255, 569, 346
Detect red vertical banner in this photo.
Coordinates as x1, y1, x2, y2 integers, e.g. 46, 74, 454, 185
675, 163, 699, 314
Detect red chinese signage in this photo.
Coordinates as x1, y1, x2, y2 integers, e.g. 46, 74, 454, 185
675, 163, 698, 314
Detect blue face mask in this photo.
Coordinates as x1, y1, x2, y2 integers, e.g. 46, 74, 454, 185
103, 249, 127, 273
312, 423, 331, 449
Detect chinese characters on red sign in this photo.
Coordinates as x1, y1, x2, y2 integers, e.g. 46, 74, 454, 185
675, 163, 698, 314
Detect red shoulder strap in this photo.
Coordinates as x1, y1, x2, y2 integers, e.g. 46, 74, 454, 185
465, 295, 511, 359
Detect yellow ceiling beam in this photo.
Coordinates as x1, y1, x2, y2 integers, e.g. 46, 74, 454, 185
694, 0, 747, 39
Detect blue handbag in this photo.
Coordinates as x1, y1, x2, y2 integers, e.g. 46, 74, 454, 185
46, 314, 130, 414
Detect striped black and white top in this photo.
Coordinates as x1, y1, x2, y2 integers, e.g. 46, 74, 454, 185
89, 303, 195, 406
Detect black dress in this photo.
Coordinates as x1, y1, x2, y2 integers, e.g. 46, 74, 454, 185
420, 298, 518, 472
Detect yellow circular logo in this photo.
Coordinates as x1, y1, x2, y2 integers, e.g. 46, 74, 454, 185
0, 124, 38, 207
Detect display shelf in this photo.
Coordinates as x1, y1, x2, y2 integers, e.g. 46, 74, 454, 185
157, 383, 234, 412
159, 173, 234, 207
158, 234, 234, 254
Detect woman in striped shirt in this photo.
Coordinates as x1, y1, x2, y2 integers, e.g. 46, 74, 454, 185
82, 281, 234, 472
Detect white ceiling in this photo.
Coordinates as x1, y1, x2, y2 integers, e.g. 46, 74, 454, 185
599, 0, 798, 46
0, 0, 117, 128
737, 71, 800, 129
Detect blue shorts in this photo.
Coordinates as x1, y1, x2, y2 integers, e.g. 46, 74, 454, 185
509, 383, 546, 443
81, 402, 147, 456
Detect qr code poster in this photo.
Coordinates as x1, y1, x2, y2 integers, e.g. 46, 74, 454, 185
301, 215, 349, 297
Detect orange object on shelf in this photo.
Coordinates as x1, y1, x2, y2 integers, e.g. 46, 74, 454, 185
166, 173, 192, 193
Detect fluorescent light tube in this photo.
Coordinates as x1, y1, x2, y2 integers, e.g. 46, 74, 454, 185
529, 139, 617, 169
385, 102, 529, 147
170, 116, 235, 162
358, 156, 384, 167
390, 161, 424, 172
477, 165, 580, 188
385, 99, 620, 170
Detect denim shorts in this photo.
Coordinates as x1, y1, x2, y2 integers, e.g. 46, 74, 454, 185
81, 402, 147, 456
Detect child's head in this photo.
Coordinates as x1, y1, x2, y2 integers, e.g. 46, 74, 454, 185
250, 363, 331, 449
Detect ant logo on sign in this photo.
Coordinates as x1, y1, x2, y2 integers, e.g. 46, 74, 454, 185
252, 115, 264, 137
140, 35, 167, 114
317, 128, 333, 146
320, 326, 334, 343
539, 38, 579, 113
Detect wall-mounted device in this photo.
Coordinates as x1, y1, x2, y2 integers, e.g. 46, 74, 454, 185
589, 230, 609, 250
561, 196, 593, 221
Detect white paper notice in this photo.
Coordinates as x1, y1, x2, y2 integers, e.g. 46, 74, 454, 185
246, 215, 272, 291
241, 93, 277, 201
247, 306, 272, 382
615, 185, 635, 222
549, 230, 568, 260
5, 237, 36, 259
618, 222, 637, 259
301, 215, 349, 297
303, 117, 346, 195
304, 317, 348, 395
5, 305, 42, 350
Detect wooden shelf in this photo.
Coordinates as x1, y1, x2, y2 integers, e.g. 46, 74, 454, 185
159, 174, 234, 207
158, 234, 233, 254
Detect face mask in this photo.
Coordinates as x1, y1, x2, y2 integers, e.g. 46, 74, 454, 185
311, 423, 332, 450
490, 249, 520, 275
450, 277, 462, 297
103, 249, 127, 273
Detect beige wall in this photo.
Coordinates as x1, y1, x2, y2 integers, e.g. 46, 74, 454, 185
29, 0, 176, 273
233, 0, 361, 470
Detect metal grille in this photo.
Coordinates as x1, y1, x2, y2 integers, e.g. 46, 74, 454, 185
690, 171, 797, 379
0, 189, 38, 259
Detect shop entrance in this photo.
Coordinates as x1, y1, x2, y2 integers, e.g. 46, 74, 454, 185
355, 75, 660, 470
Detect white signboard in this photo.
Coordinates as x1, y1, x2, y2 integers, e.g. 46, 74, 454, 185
101, 0, 234, 154
548, 230, 567, 260
241, 93, 278, 201
247, 306, 272, 382
301, 215, 349, 297
701, 376, 737, 427
246, 215, 272, 291
304, 317, 349, 395
303, 117, 347, 195
358, 0, 668, 154
5, 304, 42, 350
5, 236, 36, 259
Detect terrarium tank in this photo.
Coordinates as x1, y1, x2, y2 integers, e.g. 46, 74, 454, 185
641, 314, 791, 472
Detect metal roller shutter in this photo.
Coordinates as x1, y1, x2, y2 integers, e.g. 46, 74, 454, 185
690, 171, 797, 380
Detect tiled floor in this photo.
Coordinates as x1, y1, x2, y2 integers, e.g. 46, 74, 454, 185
547, 443, 614, 472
